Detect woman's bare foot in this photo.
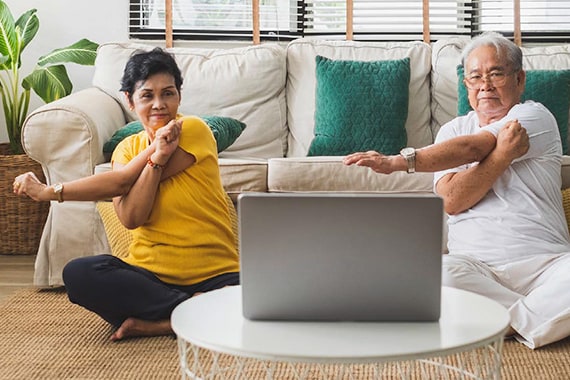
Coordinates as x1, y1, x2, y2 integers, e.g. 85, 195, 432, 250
110, 317, 173, 341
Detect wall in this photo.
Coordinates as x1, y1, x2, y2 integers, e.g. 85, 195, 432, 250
2, 0, 258, 144
0, 0, 129, 143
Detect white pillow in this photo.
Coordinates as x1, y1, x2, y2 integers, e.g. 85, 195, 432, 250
286, 38, 433, 157
93, 42, 288, 159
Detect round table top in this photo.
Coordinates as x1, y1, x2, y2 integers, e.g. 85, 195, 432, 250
171, 286, 510, 363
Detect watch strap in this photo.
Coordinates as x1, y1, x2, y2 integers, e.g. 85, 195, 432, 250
53, 183, 64, 203
400, 148, 416, 174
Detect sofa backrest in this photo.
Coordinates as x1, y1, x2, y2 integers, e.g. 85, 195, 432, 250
92, 42, 288, 159
285, 38, 434, 157
91, 39, 570, 162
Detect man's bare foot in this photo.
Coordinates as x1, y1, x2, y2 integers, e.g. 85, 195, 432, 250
110, 317, 173, 341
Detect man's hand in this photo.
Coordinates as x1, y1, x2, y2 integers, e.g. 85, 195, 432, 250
496, 119, 529, 162
13, 172, 49, 201
343, 150, 399, 174
150, 119, 182, 166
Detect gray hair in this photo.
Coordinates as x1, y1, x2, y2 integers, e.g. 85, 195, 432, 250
461, 32, 523, 72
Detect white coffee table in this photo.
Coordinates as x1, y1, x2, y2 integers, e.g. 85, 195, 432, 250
171, 286, 509, 379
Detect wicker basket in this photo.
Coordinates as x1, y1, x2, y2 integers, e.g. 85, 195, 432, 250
0, 143, 50, 255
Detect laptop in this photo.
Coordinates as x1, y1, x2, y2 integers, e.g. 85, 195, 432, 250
238, 192, 444, 322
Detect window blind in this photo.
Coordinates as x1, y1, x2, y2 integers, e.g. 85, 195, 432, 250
303, 0, 470, 41
472, 0, 570, 42
129, 0, 301, 42
129, 0, 570, 44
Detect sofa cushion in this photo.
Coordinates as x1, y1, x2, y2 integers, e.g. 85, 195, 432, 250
267, 156, 434, 193
95, 158, 268, 201
93, 42, 287, 159
308, 56, 410, 156
286, 38, 432, 157
218, 158, 268, 200
562, 156, 570, 189
457, 67, 570, 154
562, 188, 570, 234
432, 38, 570, 150
102, 116, 246, 159
96, 201, 132, 258
103, 121, 143, 157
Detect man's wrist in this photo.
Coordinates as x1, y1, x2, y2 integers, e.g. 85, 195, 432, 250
399, 147, 416, 174
392, 154, 409, 173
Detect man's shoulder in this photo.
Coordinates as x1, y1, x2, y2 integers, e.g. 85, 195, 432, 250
509, 101, 558, 131
513, 101, 553, 117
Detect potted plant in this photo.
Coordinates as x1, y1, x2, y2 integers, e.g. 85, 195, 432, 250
0, 0, 98, 254
0, 0, 98, 154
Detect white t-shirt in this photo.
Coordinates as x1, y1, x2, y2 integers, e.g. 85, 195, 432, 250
434, 101, 570, 265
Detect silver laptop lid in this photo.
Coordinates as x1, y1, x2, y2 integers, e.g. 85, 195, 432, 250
238, 192, 443, 322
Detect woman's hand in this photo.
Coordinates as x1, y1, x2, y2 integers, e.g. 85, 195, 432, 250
13, 172, 50, 201
150, 119, 182, 166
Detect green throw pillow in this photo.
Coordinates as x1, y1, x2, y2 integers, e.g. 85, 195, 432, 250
102, 121, 143, 156
103, 116, 246, 159
201, 115, 246, 153
308, 55, 410, 156
457, 66, 570, 154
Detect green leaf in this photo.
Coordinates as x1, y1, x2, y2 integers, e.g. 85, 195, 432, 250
0, 1, 17, 69
0, 0, 97, 154
15, 8, 39, 53
37, 38, 98, 67
22, 65, 72, 103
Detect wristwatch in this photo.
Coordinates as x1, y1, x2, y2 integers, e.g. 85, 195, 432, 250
52, 183, 64, 203
399, 147, 416, 174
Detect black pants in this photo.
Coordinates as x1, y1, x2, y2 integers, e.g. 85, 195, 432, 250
62, 254, 239, 327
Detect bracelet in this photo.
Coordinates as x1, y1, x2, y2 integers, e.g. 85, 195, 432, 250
147, 157, 164, 170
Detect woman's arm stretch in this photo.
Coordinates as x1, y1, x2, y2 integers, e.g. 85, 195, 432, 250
13, 144, 156, 202
113, 147, 196, 229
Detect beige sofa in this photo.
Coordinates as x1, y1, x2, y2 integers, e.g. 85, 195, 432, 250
22, 38, 570, 287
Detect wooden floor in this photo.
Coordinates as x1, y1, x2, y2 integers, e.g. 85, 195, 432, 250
0, 254, 35, 304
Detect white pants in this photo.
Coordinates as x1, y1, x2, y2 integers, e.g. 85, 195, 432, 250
443, 253, 570, 349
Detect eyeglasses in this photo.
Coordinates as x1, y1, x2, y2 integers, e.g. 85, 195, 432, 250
463, 71, 515, 90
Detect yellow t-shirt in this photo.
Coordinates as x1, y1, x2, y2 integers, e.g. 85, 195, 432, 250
112, 116, 239, 285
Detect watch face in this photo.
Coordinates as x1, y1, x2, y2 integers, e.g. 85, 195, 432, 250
401, 147, 415, 157
54, 183, 63, 193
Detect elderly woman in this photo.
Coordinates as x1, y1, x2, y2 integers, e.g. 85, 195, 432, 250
13, 48, 239, 341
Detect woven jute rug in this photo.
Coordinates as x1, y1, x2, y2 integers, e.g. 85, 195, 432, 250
1, 288, 570, 380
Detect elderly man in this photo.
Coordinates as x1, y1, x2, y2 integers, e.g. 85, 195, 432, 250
344, 31, 570, 349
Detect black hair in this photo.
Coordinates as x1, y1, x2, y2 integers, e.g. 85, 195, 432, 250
120, 47, 183, 100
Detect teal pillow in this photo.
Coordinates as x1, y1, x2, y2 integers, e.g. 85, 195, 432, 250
308, 55, 410, 156
102, 121, 143, 156
102, 116, 246, 159
201, 115, 246, 153
457, 66, 570, 154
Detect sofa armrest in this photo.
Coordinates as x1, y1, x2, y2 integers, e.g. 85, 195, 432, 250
22, 87, 127, 184
21, 87, 127, 287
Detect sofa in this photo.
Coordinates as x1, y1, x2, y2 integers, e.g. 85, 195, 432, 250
22, 37, 570, 287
